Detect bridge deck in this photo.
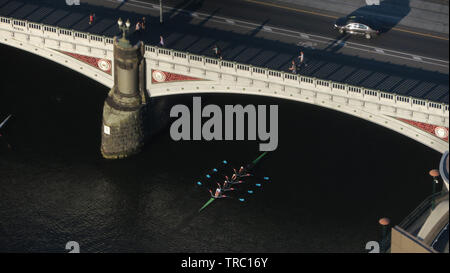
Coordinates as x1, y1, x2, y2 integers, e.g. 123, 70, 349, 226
0, 0, 448, 103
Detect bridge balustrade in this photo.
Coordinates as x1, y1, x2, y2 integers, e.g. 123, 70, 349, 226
380, 93, 394, 100
396, 96, 410, 104
429, 102, 443, 110
236, 64, 250, 71
331, 83, 346, 91
59, 29, 72, 36
158, 48, 172, 56
268, 70, 281, 78
348, 86, 362, 94
173, 51, 187, 59
412, 99, 426, 106
221, 61, 234, 68
300, 77, 314, 84
189, 54, 203, 63
28, 23, 40, 30
205, 57, 218, 65
252, 67, 265, 75
0, 15, 448, 123
142, 44, 448, 119
284, 73, 297, 81
13, 20, 25, 27
74, 32, 87, 39
316, 80, 330, 87
90, 35, 104, 42
43, 26, 57, 33
145, 45, 156, 53
364, 90, 378, 97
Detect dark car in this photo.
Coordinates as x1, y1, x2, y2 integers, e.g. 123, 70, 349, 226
334, 15, 380, 39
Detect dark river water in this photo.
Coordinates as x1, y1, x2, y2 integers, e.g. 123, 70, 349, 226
0, 43, 442, 253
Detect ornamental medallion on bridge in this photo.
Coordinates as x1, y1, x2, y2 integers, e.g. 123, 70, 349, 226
58, 51, 112, 75
151, 70, 205, 84
397, 118, 449, 142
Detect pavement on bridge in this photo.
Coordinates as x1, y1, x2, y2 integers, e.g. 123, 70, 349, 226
0, 0, 448, 103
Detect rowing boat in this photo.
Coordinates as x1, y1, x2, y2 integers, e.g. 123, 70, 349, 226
198, 151, 268, 212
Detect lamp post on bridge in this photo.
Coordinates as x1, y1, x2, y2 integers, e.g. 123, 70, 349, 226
117, 18, 131, 48
429, 169, 440, 210
379, 217, 390, 253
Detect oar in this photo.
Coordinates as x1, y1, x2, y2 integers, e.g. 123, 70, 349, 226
244, 151, 268, 170
252, 151, 268, 164
0, 114, 12, 129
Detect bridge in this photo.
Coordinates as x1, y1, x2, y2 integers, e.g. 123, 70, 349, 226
0, 15, 448, 158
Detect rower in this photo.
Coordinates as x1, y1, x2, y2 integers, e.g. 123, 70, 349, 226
223, 179, 230, 189
220, 181, 235, 192
209, 187, 227, 199
225, 175, 243, 185
231, 173, 238, 181
234, 166, 251, 179
225, 175, 231, 183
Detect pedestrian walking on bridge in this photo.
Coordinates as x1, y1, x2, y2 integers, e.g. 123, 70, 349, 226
288, 60, 297, 74
298, 51, 304, 65
212, 44, 222, 59
135, 21, 141, 32
135, 21, 142, 39
297, 51, 307, 70
141, 17, 146, 31
89, 13, 95, 25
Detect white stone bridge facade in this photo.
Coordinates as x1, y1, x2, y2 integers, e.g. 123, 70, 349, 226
0, 16, 448, 153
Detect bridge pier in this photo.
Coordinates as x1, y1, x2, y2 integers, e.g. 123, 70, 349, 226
101, 37, 148, 159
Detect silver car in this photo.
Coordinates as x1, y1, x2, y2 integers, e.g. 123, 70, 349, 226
334, 16, 380, 39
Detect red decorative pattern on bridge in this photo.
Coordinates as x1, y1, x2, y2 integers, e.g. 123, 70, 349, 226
398, 118, 448, 141
151, 70, 204, 83
58, 51, 112, 75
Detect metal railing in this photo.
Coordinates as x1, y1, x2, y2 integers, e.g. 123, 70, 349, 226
398, 191, 444, 231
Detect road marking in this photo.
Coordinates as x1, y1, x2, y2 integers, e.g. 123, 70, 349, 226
225, 19, 235, 24
263, 26, 272, 32
191, 12, 199, 18
243, 0, 449, 41
300, 33, 310, 39
412, 55, 422, 61
297, 41, 317, 48
392, 27, 449, 41
375, 48, 384, 54
337, 40, 346, 46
